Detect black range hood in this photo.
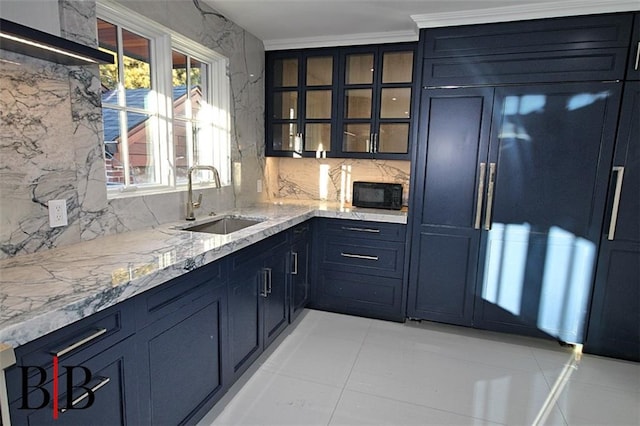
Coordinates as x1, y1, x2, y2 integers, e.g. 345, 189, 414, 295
0, 18, 114, 65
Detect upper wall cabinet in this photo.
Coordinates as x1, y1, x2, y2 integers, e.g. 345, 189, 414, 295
422, 13, 633, 86
337, 43, 416, 160
265, 42, 417, 159
627, 13, 640, 80
266, 49, 338, 158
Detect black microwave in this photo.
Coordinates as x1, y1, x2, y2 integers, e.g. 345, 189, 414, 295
352, 182, 403, 210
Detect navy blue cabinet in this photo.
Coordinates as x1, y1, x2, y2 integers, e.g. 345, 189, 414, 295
409, 82, 622, 343
266, 49, 338, 157
265, 43, 416, 159
314, 219, 407, 322
407, 87, 493, 326
135, 261, 228, 425
337, 43, 416, 159
422, 13, 632, 86
290, 221, 312, 322
228, 232, 290, 380
586, 82, 640, 361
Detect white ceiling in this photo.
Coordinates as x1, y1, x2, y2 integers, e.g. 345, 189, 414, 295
203, 0, 638, 50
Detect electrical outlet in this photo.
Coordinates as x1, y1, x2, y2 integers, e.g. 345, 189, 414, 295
48, 199, 68, 228
257, 179, 263, 193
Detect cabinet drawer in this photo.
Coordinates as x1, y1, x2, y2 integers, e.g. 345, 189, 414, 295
135, 260, 224, 329
320, 219, 406, 242
314, 270, 404, 322
321, 237, 404, 278
6, 300, 135, 403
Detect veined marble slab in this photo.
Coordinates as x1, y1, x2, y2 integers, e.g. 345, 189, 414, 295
0, 201, 407, 348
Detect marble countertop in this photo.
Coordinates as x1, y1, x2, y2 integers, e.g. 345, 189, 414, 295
0, 201, 407, 349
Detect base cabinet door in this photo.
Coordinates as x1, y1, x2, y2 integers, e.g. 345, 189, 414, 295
137, 282, 228, 425
10, 336, 139, 426
586, 82, 640, 361
290, 223, 312, 322
228, 263, 262, 381
262, 243, 290, 348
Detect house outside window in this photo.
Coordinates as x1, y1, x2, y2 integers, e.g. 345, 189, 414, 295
97, 2, 230, 196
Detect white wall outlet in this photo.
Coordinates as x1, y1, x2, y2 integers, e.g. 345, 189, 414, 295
48, 199, 68, 228
257, 179, 263, 193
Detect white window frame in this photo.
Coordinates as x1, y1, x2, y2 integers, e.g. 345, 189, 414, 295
97, 1, 231, 198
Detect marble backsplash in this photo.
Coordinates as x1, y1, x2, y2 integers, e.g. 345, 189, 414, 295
269, 158, 411, 206
0, 0, 265, 259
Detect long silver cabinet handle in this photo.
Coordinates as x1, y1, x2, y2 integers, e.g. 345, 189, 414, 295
291, 252, 298, 275
373, 133, 378, 153
340, 252, 379, 261
59, 377, 110, 413
260, 269, 269, 297
341, 226, 380, 233
635, 42, 640, 71
266, 268, 272, 294
474, 162, 487, 229
608, 166, 625, 241
51, 328, 108, 357
484, 163, 496, 231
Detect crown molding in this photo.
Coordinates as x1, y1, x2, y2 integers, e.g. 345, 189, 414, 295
263, 30, 418, 51
411, 0, 640, 28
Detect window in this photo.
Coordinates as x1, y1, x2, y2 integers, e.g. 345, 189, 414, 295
97, 2, 230, 196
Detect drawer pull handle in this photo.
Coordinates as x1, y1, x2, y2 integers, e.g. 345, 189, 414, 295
474, 162, 486, 229
59, 376, 110, 413
635, 41, 640, 71
292, 252, 298, 275
341, 226, 380, 233
340, 252, 379, 261
52, 328, 108, 357
484, 162, 496, 231
607, 166, 625, 241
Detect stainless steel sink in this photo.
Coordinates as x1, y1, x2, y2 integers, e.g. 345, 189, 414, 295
181, 216, 264, 235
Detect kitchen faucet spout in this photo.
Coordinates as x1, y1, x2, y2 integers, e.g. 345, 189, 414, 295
186, 165, 221, 221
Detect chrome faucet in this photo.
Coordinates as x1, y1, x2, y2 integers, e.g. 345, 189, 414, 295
186, 165, 221, 220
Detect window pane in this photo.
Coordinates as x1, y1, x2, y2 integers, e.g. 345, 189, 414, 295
126, 112, 158, 185
380, 88, 411, 119
345, 89, 371, 119
172, 50, 189, 118
97, 19, 119, 93
382, 52, 413, 83
174, 119, 191, 184
122, 29, 151, 91
191, 57, 207, 118
102, 107, 125, 186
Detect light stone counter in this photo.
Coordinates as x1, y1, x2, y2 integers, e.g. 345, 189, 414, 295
0, 201, 407, 349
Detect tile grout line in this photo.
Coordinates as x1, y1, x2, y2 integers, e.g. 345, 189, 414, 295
325, 319, 374, 426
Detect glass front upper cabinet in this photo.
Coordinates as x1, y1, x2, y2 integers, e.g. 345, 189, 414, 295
339, 45, 415, 159
267, 51, 336, 157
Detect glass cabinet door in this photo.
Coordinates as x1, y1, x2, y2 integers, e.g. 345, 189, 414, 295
302, 54, 335, 155
340, 46, 414, 157
269, 57, 301, 153
376, 49, 413, 155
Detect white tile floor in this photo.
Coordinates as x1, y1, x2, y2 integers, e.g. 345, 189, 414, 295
198, 309, 640, 426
